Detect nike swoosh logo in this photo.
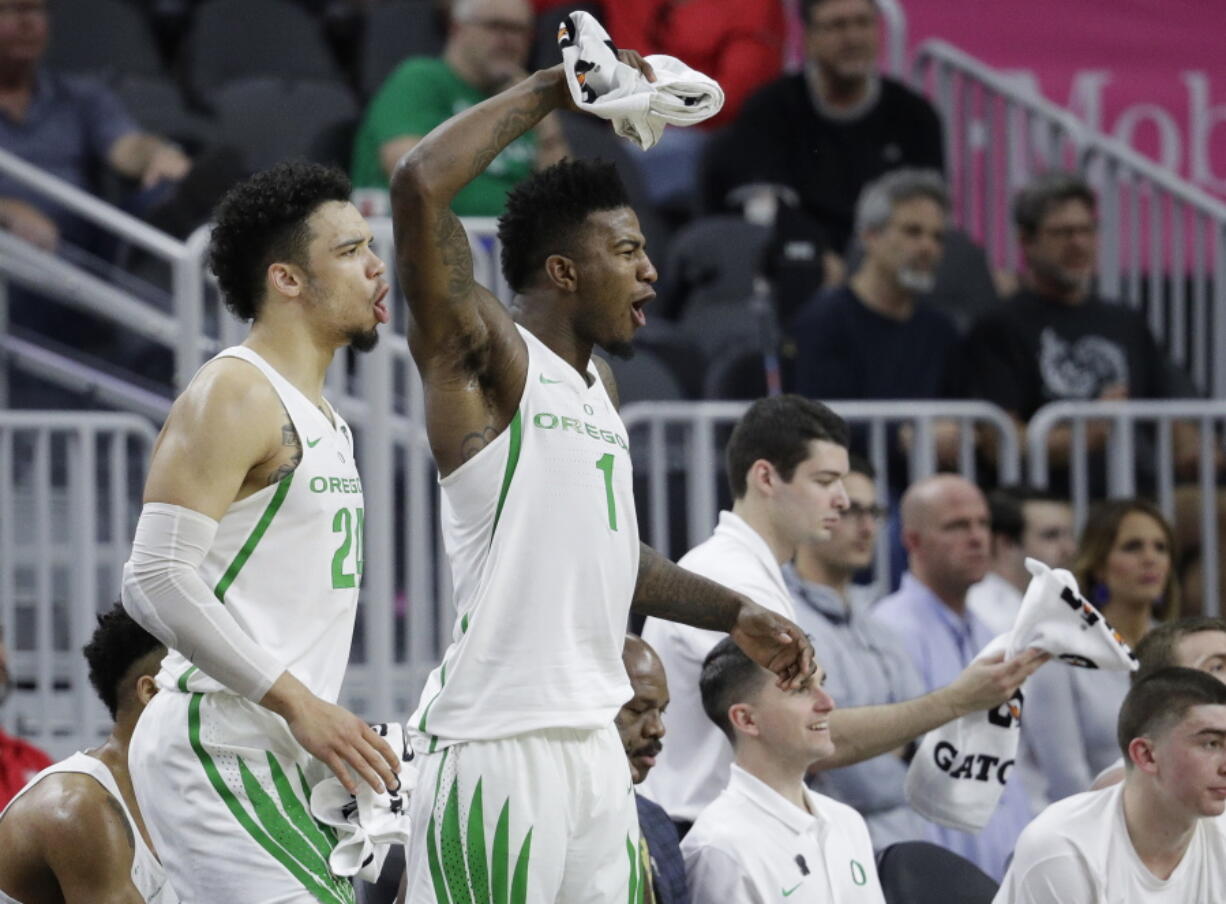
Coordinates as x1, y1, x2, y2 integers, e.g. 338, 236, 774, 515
782, 883, 803, 897
306, 437, 322, 448
539, 374, 563, 384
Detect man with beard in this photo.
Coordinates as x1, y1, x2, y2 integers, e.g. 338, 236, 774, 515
616, 635, 688, 904
121, 161, 400, 904
0, 623, 51, 811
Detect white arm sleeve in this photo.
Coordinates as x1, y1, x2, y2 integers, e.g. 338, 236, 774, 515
122, 502, 285, 702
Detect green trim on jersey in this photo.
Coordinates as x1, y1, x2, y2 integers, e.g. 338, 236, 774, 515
177, 665, 199, 692
213, 472, 295, 602
186, 693, 354, 904
625, 835, 640, 904
489, 411, 523, 543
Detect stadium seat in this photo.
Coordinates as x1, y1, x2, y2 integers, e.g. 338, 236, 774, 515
875, 841, 999, 904
662, 215, 770, 320
212, 77, 358, 173
46, 0, 165, 78
632, 317, 706, 400
108, 73, 212, 150
358, 0, 445, 98
679, 298, 765, 363
702, 342, 771, 401
607, 345, 685, 407
185, 0, 341, 95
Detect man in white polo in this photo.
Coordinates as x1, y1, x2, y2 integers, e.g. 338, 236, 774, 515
682, 637, 884, 902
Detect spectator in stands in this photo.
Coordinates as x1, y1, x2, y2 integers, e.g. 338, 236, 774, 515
783, 455, 935, 849
0, 0, 191, 252
350, 0, 566, 215
872, 474, 1035, 880
682, 636, 888, 901
0, 621, 52, 810
996, 667, 1226, 903
967, 486, 1077, 636
617, 635, 689, 904
642, 396, 1044, 838
1020, 498, 1179, 805
0, 605, 171, 903
700, 0, 943, 260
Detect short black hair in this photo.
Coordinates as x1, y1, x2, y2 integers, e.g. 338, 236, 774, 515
1012, 170, 1097, 239
1117, 666, 1226, 760
209, 160, 352, 321
700, 637, 771, 744
804, 0, 878, 25
497, 157, 632, 293
83, 603, 165, 720
847, 452, 875, 481
987, 486, 1070, 543
1132, 617, 1226, 683
725, 395, 849, 499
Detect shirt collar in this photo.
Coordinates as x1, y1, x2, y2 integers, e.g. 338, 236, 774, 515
783, 564, 850, 625
715, 510, 784, 575
727, 764, 824, 835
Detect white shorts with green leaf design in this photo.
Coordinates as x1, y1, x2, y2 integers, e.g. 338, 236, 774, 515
129, 688, 355, 904
404, 724, 642, 904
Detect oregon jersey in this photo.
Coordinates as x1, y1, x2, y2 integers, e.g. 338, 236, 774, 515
158, 346, 364, 703
410, 326, 640, 750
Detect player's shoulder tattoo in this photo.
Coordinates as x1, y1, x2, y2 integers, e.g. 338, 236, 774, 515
459, 425, 499, 462
267, 403, 303, 485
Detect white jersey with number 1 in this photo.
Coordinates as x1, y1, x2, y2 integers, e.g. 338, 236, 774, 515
410, 325, 640, 751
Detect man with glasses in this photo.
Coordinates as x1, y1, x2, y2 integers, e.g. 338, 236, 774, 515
783, 456, 933, 850
350, 0, 566, 215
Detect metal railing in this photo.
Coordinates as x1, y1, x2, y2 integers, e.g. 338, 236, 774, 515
1027, 399, 1226, 615
0, 412, 159, 759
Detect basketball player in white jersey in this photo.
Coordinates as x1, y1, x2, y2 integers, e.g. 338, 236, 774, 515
0, 604, 175, 903
390, 56, 816, 902
121, 162, 400, 904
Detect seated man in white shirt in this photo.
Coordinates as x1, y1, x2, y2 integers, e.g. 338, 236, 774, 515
996, 667, 1226, 904
682, 637, 886, 903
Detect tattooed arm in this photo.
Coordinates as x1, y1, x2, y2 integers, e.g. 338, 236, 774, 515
632, 544, 815, 689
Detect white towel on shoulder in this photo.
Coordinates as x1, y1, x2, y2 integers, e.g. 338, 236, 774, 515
309, 722, 418, 882
557, 11, 724, 150
904, 558, 1137, 832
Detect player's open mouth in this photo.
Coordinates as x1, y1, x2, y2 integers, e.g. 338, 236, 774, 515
631, 293, 653, 328
373, 284, 391, 324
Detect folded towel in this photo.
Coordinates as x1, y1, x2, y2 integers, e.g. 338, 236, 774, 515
309, 722, 418, 882
904, 558, 1137, 832
557, 11, 724, 150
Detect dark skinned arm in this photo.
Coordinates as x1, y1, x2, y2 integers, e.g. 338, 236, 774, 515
632, 543, 814, 689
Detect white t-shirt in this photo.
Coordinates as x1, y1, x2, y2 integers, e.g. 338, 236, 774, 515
967, 572, 1023, 638
995, 782, 1226, 903
682, 764, 885, 904
640, 511, 796, 821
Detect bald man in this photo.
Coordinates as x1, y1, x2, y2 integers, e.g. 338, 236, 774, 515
873, 474, 1035, 880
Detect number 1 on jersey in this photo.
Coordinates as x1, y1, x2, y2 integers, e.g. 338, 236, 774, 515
595, 453, 618, 531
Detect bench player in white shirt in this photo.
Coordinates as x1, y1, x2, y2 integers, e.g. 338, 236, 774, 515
121, 162, 401, 904
997, 667, 1226, 904
389, 57, 816, 902
0, 604, 175, 904
683, 637, 886, 904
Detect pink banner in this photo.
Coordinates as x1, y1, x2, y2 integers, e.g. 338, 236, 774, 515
907, 0, 1226, 201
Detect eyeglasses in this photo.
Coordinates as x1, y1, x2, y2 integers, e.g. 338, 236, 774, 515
845, 503, 888, 522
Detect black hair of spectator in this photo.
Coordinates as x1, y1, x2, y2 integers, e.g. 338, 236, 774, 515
497, 157, 631, 294
83, 603, 165, 720
847, 452, 876, 481
988, 485, 1071, 542
209, 161, 352, 322
1131, 617, 1226, 684
803, 0, 878, 26
700, 637, 772, 744
725, 395, 849, 500
1117, 666, 1226, 760
1012, 170, 1097, 239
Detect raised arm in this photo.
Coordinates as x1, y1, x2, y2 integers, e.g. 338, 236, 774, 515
632, 544, 815, 689
388, 68, 573, 474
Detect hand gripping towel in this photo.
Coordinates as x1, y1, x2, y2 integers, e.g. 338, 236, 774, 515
309, 722, 418, 882
903, 558, 1137, 831
557, 10, 725, 150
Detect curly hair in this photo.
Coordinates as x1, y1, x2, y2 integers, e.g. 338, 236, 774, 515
208, 161, 352, 321
497, 157, 631, 293
83, 603, 165, 720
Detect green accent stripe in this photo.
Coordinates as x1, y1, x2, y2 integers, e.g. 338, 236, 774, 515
489, 411, 522, 542
213, 472, 294, 601
427, 814, 452, 904
237, 757, 338, 889
297, 764, 340, 846
177, 665, 199, 692
510, 828, 532, 904
440, 778, 474, 904
267, 752, 336, 865
460, 613, 470, 634
417, 662, 447, 734
186, 693, 351, 904
491, 801, 510, 904
465, 779, 490, 904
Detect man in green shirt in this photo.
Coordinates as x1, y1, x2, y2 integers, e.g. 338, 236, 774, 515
351, 0, 567, 216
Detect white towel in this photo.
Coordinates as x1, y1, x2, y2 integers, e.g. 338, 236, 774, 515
309, 722, 418, 882
557, 11, 725, 150
903, 558, 1137, 832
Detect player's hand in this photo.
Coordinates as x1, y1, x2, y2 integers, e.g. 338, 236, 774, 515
945, 648, 1049, 717
729, 599, 814, 690
617, 48, 656, 83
